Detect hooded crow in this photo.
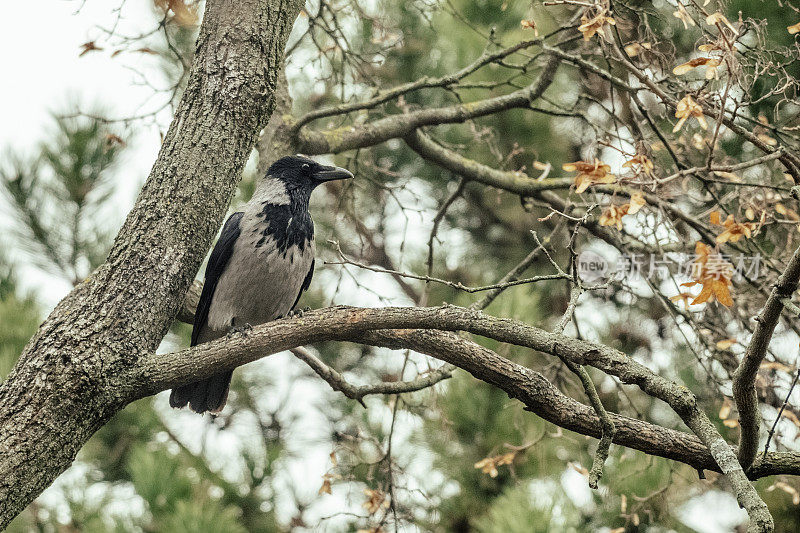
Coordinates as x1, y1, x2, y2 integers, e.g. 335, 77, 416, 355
170, 155, 353, 414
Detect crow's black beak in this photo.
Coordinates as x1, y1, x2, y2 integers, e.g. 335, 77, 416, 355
314, 166, 354, 182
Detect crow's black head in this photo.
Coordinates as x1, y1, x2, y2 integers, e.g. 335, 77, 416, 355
266, 155, 353, 195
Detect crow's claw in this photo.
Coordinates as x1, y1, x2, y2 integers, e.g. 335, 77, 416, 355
286, 306, 312, 318
226, 323, 253, 338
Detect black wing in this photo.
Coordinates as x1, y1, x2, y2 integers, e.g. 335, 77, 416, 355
291, 259, 315, 310
191, 212, 244, 346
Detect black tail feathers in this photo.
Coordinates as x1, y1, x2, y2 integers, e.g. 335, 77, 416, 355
169, 371, 233, 414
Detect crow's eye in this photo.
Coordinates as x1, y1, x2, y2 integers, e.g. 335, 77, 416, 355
301, 163, 310, 172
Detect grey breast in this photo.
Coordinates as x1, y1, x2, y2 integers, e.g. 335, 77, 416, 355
205, 211, 315, 333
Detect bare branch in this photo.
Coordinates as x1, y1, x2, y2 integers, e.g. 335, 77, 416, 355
134, 305, 799, 488
290, 346, 454, 406
291, 39, 542, 131
734, 243, 800, 469
326, 240, 571, 293
295, 55, 560, 154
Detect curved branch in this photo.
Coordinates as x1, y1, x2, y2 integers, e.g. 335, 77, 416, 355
135, 306, 800, 486
294, 55, 560, 154
404, 129, 574, 195
289, 346, 454, 406
291, 39, 541, 131
404, 128, 671, 254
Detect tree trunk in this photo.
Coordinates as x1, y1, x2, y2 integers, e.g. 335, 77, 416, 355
0, 0, 302, 526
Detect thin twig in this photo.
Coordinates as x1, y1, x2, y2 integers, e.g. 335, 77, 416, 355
290, 346, 454, 407
327, 240, 569, 293
763, 365, 800, 455
421, 179, 467, 306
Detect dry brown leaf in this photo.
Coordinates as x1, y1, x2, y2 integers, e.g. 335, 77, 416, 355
318, 475, 332, 495
622, 154, 655, 176
670, 292, 694, 307
578, 9, 616, 41
624, 42, 652, 57
563, 159, 616, 193
628, 193, 646, 215
673, 57, 722, 79
716, 338, 737, 350
570, 462, 589, 477
757, 133, 778, 146
713, 171, 741, 181
776, 203, 800, 221
674, 95, 707, 132
362, 488, 390, 514
692, 133, 706, 150
768, 482, 800, 505
105, 134, 126, 148
154, 0, 198, 26
474, 451, 517, 478
79, 41, 103, 57
673, 5, 696, 29
719, 398, 732, 419
760, 361, 793, 373
599, 204, 629, 231
681, 242, 734, 307
706, 12, 738, 33
781, 409, 800, 428
520, 19, 539, 36
716, 214, 756, 243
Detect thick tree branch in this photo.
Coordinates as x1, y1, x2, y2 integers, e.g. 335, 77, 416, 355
133, 306, 800, 485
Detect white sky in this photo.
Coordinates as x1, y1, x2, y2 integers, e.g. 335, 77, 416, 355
1, 0, 168, 305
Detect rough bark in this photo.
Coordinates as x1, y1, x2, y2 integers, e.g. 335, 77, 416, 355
0, 0, 302, 527
125, 306, 799, 480
255, 68, 297, 173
